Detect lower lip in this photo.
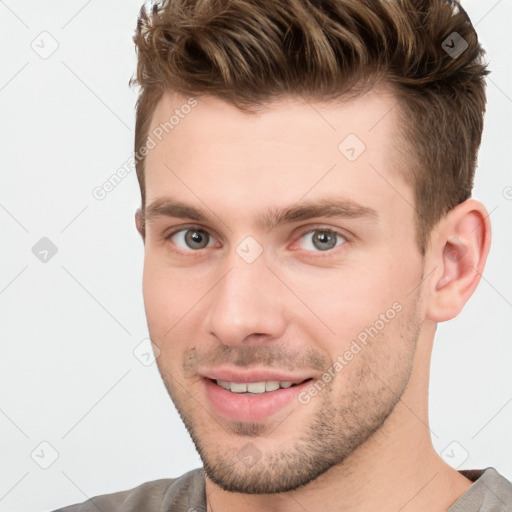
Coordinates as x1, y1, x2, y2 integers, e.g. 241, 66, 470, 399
203, 378, 312, 423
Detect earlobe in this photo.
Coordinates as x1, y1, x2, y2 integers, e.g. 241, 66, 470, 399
426, 199, 491, 322
135, 208, 145, 242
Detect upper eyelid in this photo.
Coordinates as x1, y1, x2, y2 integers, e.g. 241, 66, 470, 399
295, 225, 348, 238
166, 223, 219, 239
165, 223, 347, 238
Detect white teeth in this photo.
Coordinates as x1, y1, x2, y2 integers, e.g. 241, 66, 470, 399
230, 382, 248, 393
216, 380, 231, 390
265, 381, 280, 391
215, 379, 299, 393
247, 382, 266, 393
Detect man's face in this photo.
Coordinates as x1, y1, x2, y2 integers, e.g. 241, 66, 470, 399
140, 90, 426, 493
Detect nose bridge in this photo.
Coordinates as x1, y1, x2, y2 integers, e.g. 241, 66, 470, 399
204, 246, 285, 345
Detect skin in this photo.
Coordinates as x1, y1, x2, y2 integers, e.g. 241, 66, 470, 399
136, 88, 491, 512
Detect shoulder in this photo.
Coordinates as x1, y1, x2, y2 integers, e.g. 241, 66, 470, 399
50, 467, 205, 512
449, 467, 512, 511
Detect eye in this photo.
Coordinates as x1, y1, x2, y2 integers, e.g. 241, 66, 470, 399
297, 229, 346, 252
168, 228, 216, 251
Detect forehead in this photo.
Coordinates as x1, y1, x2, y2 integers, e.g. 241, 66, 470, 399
143, 88, 410, 223
147, 88, 400, 153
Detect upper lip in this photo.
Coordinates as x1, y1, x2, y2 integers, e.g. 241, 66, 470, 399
200, 367, 314, 384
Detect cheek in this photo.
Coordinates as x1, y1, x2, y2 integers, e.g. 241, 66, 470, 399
142, 261, 196, 338
283, 254, 421, 347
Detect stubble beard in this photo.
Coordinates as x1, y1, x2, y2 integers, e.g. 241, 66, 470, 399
153, 292, 421, 494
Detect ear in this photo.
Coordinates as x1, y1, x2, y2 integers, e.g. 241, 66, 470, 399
425, 199, 491, 322
135, 208, 145, 242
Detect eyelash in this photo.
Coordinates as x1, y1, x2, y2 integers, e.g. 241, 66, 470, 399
164, 224, 350, 257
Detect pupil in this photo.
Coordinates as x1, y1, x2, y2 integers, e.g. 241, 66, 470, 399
186, 230, 208, 249
313, 231, 336, 250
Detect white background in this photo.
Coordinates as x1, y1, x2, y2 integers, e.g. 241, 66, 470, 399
0, 1, 511, 511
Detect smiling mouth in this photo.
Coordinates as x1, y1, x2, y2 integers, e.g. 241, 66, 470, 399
207, 377, 313, 394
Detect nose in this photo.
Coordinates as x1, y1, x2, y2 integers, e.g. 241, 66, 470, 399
204, 255, 287, 347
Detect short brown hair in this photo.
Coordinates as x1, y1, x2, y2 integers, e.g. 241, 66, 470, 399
130, 0, 489, 253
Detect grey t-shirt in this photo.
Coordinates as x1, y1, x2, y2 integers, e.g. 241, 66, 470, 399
53, 467, 512, 511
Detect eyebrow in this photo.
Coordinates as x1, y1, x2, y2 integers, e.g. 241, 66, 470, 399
143, 196, 378, 231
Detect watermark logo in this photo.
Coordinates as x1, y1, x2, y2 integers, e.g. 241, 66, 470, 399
31, 441, 59, 469
440, 441, 469, 469
31, 31, 59, 59
338, 133, 366, 162
236, 236, 263, 264
32, 237, 58, 263
236, 442, 262, 468
442, 32, 468, 59
133, 338, 161, 367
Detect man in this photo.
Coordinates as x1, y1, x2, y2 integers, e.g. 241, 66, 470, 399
54, 0, 512, 510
